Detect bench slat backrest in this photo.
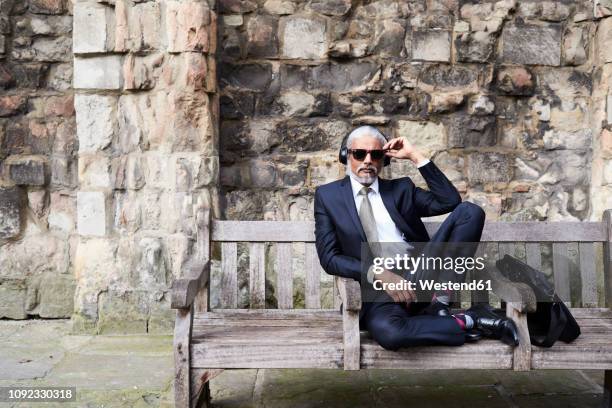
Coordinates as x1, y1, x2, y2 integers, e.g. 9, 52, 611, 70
210, 218, 611, 310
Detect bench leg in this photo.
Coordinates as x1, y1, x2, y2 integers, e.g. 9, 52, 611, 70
605, 370, 612, 408
191, 369, 223, 408
193, 383, 211, 408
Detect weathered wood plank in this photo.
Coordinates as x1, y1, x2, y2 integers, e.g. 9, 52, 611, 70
220, 242, 237, 309
335, 277, 361, 312
276, 243, 293, 309
568, 308, 612, 319
196, 309, 341, 318
174, 307, 192, 408
361, 338, 513, 369
249, 243, 266, 309
507, 302, 531, 371
190, 369, 221, 408
605, 369, 612, 408
194, 208, 211, 314
171, 260, 210, 310
604, 210, 612, 309
531, 343, 612, 369
192, 343, 344, 369
342, 309, 360, 370
304, 243, 322, 309
579, 242, 598, 307
333, 277, 342, 310
211, 221, 607, 242
552, 242, 571, 306
192, 326, 343, 344
525, 243, 542, 271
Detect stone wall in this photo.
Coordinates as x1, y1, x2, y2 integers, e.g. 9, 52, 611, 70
70, 0, 219, 333
0, 0, 76, 320
0, 0, 220, 333
217, 0, 611, 223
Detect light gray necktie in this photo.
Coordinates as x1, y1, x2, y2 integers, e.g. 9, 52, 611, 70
358, 186, 382, 257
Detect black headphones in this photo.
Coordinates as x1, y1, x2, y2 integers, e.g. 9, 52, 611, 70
338, 128, 392, 167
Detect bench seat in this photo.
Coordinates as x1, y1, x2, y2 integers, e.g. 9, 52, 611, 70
191, 309, 344, 369
532, 308, 612, 370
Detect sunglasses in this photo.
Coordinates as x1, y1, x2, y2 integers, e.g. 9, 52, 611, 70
348, 149, 388, 161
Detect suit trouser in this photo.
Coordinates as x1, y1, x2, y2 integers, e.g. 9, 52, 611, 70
362, 201, 486, 350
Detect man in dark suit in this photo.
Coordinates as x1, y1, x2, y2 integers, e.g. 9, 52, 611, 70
314, 125, 518, 350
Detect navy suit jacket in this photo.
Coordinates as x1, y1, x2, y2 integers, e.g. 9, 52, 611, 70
313, 160, 462, 319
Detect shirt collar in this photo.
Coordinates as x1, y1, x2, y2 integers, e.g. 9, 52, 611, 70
349, 173, 379, 199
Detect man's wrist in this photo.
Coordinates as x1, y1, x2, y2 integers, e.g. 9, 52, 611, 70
409, 151, 427, 166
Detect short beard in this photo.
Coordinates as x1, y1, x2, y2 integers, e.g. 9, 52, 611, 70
346, 163, 378, 186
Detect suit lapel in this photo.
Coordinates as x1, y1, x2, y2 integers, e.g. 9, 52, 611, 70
378, 178, 411, 237
340, 176, 367, 242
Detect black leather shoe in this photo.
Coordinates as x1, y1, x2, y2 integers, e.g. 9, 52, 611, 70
422, 300, 450, 317
464, 329, 482, 343
466, 303, 519, 346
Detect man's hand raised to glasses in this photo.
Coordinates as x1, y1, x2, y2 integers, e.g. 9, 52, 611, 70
383, 136, 427, 165
375, 269, 416, 306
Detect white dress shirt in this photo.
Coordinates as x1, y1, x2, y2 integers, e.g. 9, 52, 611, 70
349, 159, 430, 283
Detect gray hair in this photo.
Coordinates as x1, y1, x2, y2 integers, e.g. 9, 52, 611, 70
346, 125, 387, 150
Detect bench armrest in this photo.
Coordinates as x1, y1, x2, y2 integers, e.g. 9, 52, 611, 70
171, 259, 210, 309
335, 277, 362, 312
487, 266, 537, 313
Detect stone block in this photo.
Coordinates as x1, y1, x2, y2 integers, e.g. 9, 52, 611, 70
455, 31, 496, 63
246, 14, 278, 58
412, 29, 451, 62
75, 94, 117, 153
113, 191, 142, 233
97, 290, 149, 334
116, 0, 160, 52
308, 0, 352, 16
397, 120, 446, 156
496, 66, 535, 96
166, 1, 210, 53
0, 95, 27, 117
598, 17, 612, 64
263, 0, 296, 15
26, 36, 72, 62
29, 0, 64, 14
280, 16, 328, 59
602, 128, 612, 158
563, 25, 587, 66
0, 187, 24, 239
73, 2, 115, 53
446, 114, 496, 148
28, 273, 76, 318
28, 15, 72, 35
0, 279, 27, 319
372, 19, 405, 57
50, 156, 78, 189
6, 156, 47, 186
467, 152, 513, 183
543, 129, 592, 151
175, 154, 219, 191
502, 23, 561, 66
468, 94, 495, 116
78, 155, 111, 189
48, 192, 76, 233
123, 54, 163, 91
77, 191, 108, 237
73, 55, 123, 89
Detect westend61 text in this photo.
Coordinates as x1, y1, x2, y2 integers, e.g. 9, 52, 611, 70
372, 279, 493, 292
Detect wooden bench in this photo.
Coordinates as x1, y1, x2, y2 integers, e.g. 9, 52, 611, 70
171, 208, 612, 408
